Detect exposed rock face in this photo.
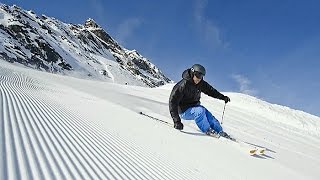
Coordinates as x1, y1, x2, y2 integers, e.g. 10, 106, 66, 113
0, 4, 172, 87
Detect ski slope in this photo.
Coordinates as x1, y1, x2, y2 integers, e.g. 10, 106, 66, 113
1, 61, 320, 180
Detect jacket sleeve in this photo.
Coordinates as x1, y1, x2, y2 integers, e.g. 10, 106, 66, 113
200, 81, 225, 100
169, 82, 184, 124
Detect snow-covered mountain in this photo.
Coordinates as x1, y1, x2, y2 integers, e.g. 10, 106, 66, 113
0, 4, 172, 87
1, 59, 320, 180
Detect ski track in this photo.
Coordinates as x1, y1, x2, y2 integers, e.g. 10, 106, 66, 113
0, 67, 202, 180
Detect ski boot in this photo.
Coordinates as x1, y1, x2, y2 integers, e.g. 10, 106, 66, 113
205, 128, 220, 138
218, 131, 234, 140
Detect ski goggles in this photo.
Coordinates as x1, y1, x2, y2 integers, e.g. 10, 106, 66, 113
194, 71, 204, 79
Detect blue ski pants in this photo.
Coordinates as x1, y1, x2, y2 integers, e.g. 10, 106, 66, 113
180, 105, 223, 133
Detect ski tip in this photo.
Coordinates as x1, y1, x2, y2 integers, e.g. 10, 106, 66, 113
258, 148, 266, 154
249, 148, 266, 156
249, 149, 257, 155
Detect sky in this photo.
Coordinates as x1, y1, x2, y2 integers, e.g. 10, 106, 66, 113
2, 0, 320, 116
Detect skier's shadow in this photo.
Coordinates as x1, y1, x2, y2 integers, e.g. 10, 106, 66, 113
261, 154, 275, 159
251, 154, 275, 159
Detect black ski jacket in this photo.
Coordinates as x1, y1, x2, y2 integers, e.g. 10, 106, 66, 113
169, 69, 226, 124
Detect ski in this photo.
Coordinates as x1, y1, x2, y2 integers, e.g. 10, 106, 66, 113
221, 135, 266, 155
139, 111, 266, 156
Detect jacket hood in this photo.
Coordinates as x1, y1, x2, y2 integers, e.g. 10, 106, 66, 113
182, 69, 192, 81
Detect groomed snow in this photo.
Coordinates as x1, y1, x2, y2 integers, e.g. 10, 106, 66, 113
0, 61, 320, 180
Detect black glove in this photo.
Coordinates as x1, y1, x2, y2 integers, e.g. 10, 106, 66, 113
174, 122, 184, 130
223, 96, 231, 103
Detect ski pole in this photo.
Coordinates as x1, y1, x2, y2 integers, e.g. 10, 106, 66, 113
221, 103, 226, 124
139, 112, 173, 126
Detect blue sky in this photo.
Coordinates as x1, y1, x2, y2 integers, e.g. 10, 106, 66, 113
3, 0, 320, 116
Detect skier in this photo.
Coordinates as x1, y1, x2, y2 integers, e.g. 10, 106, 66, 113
169, 64, 231, 138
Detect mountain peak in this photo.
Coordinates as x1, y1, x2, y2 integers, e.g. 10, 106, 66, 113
84, 18, 100, 29
0, 3, 172, 87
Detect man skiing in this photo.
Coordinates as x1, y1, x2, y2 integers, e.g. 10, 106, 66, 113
169, 64, 231, 138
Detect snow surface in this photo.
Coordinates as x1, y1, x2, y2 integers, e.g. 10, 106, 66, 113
0, 61, 320, 180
